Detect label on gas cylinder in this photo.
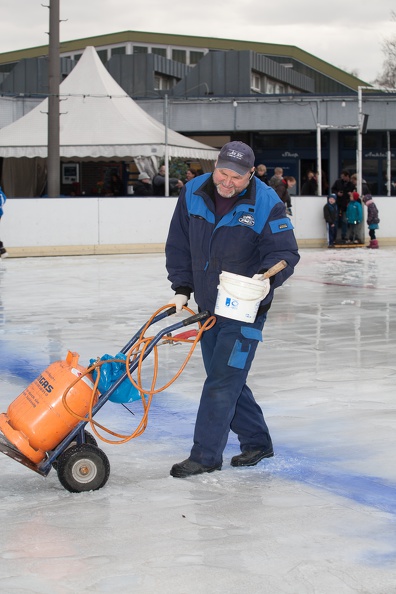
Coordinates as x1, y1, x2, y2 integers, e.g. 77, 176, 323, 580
71, 368, 95, 389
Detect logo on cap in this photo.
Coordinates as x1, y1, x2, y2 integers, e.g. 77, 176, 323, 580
216, 141, 255, 175
227, 150, 244, 161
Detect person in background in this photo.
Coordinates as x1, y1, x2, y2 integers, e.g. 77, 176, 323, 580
255, 164, 268, 185
165, 140, 300, 478
350, 173, 371, 196
323, 193, 338, 248
349, 185, 365, 243
133, 172, 153, 196
331, 170, 354, 242
153, 165, 184, 196
274, 175, 296, 216
268, 167, 283, 190
362, 194, 380, 249
106, 172, 124, 196
345, 191, 363, 244
70, 181, 81, 196
317, 170, 329, 196
0, 185, 7, 259
185, 168, 198, 183
300, 170, 317, 195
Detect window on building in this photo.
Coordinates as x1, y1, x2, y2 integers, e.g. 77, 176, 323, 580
152, 47, 167, 58
255, 134, 290, 150
134, 46, 148, 54
294, 133, 319, 149
342, 159, 357, 173
96, 49, 108, 64
154, 75, 172, 91
111, 46, 126, 56
73, 54, 82, 62
341, 133, 357, 150
251, 73, 261, 92
266, 80, 275, 94
172, 49, 186, 64
275, 83, 285, 94
190, 51, 204, 65
0, 62, 17, 73
361, 133, 380, 150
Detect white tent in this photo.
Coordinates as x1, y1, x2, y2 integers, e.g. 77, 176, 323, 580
0, 46, 218, 196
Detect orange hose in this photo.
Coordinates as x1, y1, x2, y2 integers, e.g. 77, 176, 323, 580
61, 305, 216, 445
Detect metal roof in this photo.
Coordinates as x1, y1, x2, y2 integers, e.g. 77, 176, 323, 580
0, 30, 369, 91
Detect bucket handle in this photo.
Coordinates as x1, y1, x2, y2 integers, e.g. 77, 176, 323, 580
260, 260, 288, 280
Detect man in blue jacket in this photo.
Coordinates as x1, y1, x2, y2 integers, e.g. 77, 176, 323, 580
165, 141, 300, 478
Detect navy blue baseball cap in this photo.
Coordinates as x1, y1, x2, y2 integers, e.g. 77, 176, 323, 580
215, 141, 255, 175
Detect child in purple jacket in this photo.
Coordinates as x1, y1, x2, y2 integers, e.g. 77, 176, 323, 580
362, 195, 380, 249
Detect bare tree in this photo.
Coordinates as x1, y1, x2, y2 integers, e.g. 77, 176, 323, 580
375, 11, 396, 87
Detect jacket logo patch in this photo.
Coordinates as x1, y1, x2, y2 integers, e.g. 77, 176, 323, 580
279, 223, 288, 229
238, 214, 255, 226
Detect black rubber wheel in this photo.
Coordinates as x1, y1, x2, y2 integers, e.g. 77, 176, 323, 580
56, 443, 110, 493
79, 430, 98, 447
52, 430, 98, 470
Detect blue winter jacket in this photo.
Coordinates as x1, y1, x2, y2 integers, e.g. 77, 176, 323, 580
346, 200, 363, 225
165, 173, 300, 315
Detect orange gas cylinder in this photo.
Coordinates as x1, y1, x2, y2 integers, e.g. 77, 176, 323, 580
0, 351, 97, 464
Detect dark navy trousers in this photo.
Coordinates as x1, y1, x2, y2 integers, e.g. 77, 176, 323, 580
190, 313, 272, 467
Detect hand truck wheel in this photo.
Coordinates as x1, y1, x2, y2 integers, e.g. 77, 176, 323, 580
56, 443, 110, 493
51, 430, 98, 470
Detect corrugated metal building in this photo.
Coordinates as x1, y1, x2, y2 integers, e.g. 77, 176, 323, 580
0, 31, 395, 195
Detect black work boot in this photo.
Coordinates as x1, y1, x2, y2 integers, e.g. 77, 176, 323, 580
170, 458, 222, 478
231, 447, 274, 467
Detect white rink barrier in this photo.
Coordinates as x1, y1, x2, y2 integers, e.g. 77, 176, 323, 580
2, 195, 395, 257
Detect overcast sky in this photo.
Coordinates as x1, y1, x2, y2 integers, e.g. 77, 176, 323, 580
1, 0, 395, 84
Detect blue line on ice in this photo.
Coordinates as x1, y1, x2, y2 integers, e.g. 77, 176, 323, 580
271, 445, 396, 515
2, 345, 396, 518
0, 341, 43, 383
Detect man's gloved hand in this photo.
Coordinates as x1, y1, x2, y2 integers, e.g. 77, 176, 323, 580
252, 275, 271, 299
168, 294, 188, 313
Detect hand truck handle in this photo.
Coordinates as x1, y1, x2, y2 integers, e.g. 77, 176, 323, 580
182, 310, 211, 326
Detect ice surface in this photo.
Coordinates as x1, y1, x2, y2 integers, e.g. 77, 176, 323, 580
1, 248, 396, 593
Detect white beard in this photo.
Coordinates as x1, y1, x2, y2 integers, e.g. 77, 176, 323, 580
215, 183, 237, 198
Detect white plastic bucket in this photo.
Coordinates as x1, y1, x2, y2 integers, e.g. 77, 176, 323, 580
214, 271, 266, 323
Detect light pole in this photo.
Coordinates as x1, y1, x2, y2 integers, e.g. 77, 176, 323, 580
356, 86, 369, 197
47, 0, 60, 198
316, 123, 324, 196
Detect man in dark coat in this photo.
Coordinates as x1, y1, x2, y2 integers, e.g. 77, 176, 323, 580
165, 141, 300, 478
331, 170, 354, 241
133, 172, 153, 196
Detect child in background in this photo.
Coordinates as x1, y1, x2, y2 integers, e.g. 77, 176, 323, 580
274, 175, 296, 217
346, 191, 363, 244
323, 193, 338, 247
362, 195, 380, 249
